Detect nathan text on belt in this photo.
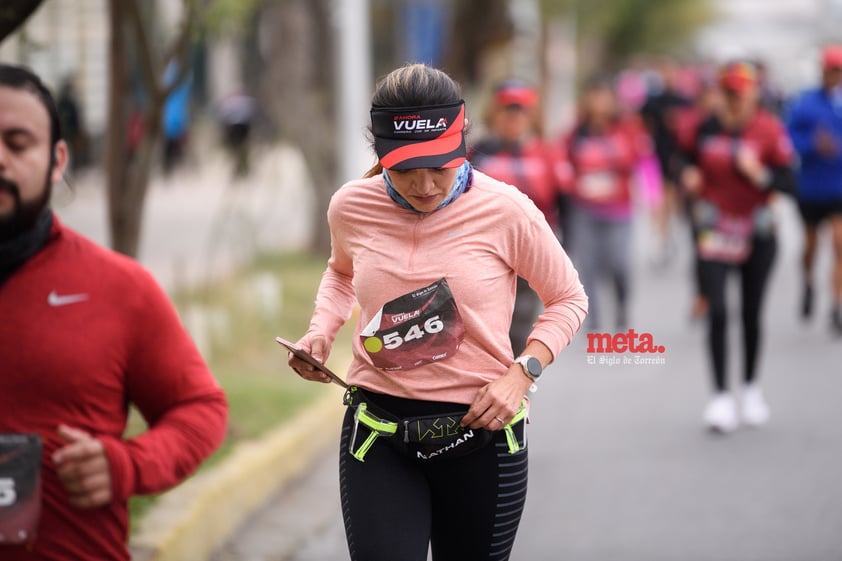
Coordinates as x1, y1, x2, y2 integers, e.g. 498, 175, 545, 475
343, 386, 527, 462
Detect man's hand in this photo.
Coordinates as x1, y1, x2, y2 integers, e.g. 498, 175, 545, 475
52, 425, 113, 509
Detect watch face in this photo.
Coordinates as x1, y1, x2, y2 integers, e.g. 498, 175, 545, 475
526, 357, 542, 378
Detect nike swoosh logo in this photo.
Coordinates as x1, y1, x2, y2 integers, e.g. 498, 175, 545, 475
48, 290, 90, 307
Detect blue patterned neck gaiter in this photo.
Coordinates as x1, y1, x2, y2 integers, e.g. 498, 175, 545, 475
383, 161, 473, 214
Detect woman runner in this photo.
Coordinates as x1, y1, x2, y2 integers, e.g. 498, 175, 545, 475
287, 64, 587, 561
678, 61, 796, 433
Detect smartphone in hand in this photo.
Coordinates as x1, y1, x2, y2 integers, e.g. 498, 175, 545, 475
275, 337, 348, 388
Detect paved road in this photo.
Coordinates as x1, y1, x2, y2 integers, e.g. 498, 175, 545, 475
212, 196, 842, 561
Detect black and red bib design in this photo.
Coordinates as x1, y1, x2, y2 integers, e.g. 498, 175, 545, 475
694, 200, 753, 265
361, 278, 465, 371
0, 434, 42, 544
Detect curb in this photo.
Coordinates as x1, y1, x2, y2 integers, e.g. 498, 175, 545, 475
129, 384, 346, 561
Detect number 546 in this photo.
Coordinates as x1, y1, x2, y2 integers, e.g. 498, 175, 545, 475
382, 315, 444, 350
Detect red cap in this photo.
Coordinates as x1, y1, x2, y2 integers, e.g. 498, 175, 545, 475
494, 81, 539, 109
718, 61, 757, 94
822, 45, 842, 69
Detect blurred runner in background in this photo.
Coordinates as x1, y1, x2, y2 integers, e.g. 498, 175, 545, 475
678, 61, 796, 433
640, 57, 693, 267
753, 60, 787, 116
56, 76, 88, 172
561, 77, 641, 330
785, 44, 842, 336
469, 79, 565, 354
219, 91, 257, 178
161, 62, 191, 175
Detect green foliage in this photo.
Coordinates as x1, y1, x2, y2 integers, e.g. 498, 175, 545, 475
541, 0, 715, 65
601, 0, 714, 60
202, 0, 264, 36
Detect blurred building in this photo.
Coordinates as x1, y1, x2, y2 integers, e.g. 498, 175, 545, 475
0, 0, 246, 150
0, 0, 109, 137
695, 0, 842, 94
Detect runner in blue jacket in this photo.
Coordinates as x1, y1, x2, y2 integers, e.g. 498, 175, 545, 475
786, 44, 842, 335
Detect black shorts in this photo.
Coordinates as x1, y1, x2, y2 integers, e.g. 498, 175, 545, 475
798, 199, 842, 226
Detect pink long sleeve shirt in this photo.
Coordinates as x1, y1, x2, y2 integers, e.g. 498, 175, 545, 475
307, 170, 588, 405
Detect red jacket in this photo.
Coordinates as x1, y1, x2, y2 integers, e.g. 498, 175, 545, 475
562, 119, 639, 212
0, 218, 227, 561
468, 136, 564, 227
681, 109, 794, 216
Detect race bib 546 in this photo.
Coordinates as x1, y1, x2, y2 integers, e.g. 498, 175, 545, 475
360, 278, 465, 371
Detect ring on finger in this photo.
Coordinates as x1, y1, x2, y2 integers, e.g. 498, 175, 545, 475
494, 416, 505, 424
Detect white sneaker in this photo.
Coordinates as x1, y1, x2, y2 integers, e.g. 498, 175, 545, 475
741, 384, 770, 427
703, 393, 739, 433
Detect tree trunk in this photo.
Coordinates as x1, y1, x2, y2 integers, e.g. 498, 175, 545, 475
260, 0, 337, 255
105, 0, 138, 256
445, 0, 513, 83
108, 117, 161, 257
105, 0, 190, 258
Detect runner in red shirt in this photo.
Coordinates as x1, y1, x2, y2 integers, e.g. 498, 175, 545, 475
562, 77, 641, 330
678, 61, 796, 433
0, 64, 227, 561
468, 79, 566, 354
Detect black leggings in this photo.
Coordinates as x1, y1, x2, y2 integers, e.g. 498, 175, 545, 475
698, 236, 777, 392
339, 392, 529, 561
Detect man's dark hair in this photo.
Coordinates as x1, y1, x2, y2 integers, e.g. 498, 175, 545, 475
0, 64, 63, 148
